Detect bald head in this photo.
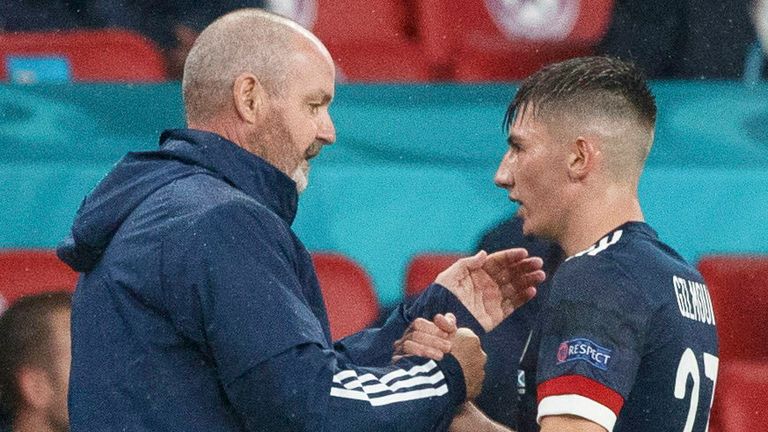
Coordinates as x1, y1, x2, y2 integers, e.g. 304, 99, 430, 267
182, 9, 332, 125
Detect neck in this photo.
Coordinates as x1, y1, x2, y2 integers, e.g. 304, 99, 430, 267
559, 183, 644, 257
188, 119, 249, 151
188, 119, 288, 177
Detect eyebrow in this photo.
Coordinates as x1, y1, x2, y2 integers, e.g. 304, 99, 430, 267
507, 134, 523, 147
306, 91, 333, 104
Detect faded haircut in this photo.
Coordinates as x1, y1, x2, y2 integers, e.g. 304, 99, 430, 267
182, 9, 318, 125
0, 291, 72, 420
504, 56, 657, 178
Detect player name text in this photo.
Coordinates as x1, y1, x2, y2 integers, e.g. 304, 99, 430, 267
672, 275, 716, 326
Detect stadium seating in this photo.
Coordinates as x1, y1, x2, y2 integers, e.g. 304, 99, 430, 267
311, 252, 380, 339
404, 253, 464, 298
712, 360, 768, 431
0, 249, 77, 310
0, 29, 166, 83
416, 0, 614, 81
311, 0, 433, 81
0, 249, 378, 341
698, 255, 768, 432
698, 255, 768, 361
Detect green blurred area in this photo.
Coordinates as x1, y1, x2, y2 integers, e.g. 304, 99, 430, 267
1, 82, 767, 305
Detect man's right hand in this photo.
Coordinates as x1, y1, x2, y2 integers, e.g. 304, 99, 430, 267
392, 313, 457, 363
450, 328, 486, 400
436, 249, 544, 332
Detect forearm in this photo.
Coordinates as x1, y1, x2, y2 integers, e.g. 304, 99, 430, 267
225, 342, 467, 431
333, 303, 412, 366
449, 403, 515, 432
335, 285, 484, 366
406, 284, 485, 335
539, 415, 607, 432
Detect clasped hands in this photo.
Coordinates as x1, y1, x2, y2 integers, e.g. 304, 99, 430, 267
392, 248, 545, 399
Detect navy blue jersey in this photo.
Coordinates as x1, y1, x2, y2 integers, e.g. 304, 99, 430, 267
534, 222, 718, 432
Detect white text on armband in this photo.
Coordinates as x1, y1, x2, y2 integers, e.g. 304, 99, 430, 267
672, 276, 716, 326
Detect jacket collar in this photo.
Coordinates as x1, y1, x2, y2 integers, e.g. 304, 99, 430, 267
159, 128, 299, 225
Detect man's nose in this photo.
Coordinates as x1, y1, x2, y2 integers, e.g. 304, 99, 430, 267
318, 115, 336, 145
494, 151, 514, 188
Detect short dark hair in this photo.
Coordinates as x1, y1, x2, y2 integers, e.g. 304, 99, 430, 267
504, 56, 656, 132
0, 291, 72, 420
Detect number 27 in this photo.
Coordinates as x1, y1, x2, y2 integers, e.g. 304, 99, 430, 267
674, 348, 719, 432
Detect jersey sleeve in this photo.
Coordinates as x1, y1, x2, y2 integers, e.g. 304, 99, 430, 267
535, 257, 652, 431
164, 202, 465, 431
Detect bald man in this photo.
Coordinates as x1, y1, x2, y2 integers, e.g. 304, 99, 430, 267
57, 9, 544, 432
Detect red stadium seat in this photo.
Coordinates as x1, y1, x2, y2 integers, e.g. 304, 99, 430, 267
311, 252, 379, 340
404, 253, 464, 298
0, 249, 77, 310
310, 0, 433, 81
698, 255, 768, 362
712, 361, 768, 432
0, 29, 167, 82
416, 0, 614, 81
698, 255, 768, 432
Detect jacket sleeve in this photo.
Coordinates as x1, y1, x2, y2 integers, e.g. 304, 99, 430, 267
334, 285, 486, 367
164, 202, 466, 431
226, 342, 466, 431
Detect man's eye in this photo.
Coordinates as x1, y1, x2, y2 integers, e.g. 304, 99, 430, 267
309, 104, 320, 114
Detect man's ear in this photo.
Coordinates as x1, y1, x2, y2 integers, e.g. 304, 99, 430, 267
568, 136, 599, 180
232, 72, 266, 124
17, 367, 53, 410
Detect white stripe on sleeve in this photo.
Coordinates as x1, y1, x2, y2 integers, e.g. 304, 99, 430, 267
330, 360, 449, 406
537, 394, 617, 432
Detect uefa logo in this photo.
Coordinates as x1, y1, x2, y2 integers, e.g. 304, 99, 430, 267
484, 0, 580, 41
557, 341, 569, 363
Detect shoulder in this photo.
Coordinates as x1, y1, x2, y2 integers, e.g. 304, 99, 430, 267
152, 174, 293, 254
555, 223, 693, 295
550, 253, 637, 306
548, 229, 662, 317
156, 173, 285, 226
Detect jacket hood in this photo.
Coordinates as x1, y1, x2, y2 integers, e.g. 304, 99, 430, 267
57, 129, 299, 272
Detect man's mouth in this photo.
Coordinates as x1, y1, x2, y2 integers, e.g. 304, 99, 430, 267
305, 143, 323, 160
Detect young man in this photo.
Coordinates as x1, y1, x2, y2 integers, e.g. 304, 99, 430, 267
408, 57, 719, 432
499, 56, 718, 432
0, 292, 72, 432
57, 9, 544, 432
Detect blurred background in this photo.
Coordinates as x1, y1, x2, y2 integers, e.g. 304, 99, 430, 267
0, 1, 766, 430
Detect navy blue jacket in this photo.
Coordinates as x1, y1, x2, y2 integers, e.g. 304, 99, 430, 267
58, 129, 481, 431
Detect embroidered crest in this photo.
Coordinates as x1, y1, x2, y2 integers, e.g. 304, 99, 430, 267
556, 338, 612, 370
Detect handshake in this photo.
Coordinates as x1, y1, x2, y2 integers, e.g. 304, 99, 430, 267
393, 248, 545, 399
393, 313, 488, 399
391, 248, 544, 432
